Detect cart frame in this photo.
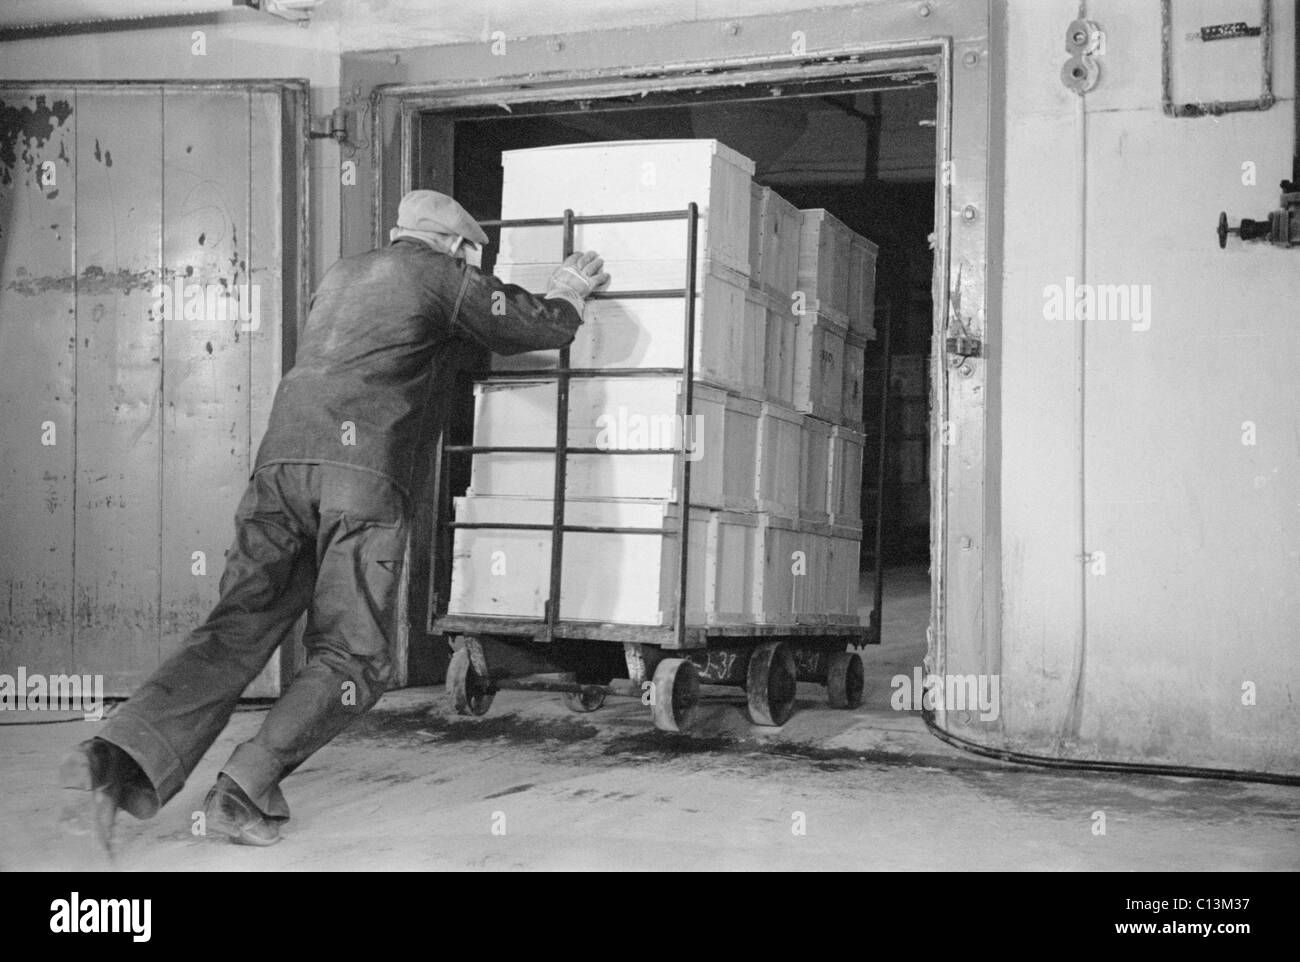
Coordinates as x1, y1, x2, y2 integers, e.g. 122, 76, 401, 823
427, 203, 876, 728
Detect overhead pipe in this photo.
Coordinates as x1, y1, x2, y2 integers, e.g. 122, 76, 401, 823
0, 1, 315, 40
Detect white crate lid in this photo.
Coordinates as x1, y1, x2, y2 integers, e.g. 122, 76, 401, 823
501, 138, 756, 174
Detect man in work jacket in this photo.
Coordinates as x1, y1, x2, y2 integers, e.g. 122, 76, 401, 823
61, 190, 609, 850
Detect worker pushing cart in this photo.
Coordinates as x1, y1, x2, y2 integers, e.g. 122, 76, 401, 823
60, 189, 610, 851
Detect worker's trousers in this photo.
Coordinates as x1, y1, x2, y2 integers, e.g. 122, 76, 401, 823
97, 461, 409, 820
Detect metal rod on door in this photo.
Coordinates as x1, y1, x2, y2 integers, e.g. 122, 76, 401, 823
543, 209, 577, 641
675, 203, 700, 650
870, 302, 893, 646
429, 205, 701, 644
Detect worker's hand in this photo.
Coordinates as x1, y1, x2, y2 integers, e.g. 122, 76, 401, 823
545, 251, 611, 311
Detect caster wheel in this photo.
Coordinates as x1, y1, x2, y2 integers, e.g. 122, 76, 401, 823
562, 686, 607, 713
826, 650, 865, 709
747, 642, 797, 726
447, 646, 494, 716
650, 658, 699, 732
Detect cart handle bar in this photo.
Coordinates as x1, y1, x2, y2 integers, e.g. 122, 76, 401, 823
448, 523, 680, 536
476, 209, 691, 229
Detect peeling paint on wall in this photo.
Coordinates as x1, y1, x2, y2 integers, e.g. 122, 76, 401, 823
0, 94, 71, 188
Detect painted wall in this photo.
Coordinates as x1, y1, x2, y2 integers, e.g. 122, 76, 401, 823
998, 0, 1299, 773
0, 11, 342, 282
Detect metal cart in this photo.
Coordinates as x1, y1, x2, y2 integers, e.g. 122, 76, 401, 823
429, 204, 879, 732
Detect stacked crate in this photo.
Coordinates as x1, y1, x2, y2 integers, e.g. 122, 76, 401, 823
749, 199, 877, 626
447, 140, 878, 630
451, 140, 760, 627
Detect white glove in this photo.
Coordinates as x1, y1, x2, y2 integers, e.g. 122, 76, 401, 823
545, 251, 610, 313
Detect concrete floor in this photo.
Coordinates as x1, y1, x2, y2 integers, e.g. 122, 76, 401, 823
2, 566, 1297, 871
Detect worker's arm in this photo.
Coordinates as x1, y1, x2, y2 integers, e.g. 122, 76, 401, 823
447, 252, 609, 357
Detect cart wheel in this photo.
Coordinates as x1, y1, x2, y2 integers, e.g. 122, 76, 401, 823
747, 642, 798, 726
825, 650, 865, 709
651, 658, 699, 732
447, 647, 494, 716
562, 686, 607, 713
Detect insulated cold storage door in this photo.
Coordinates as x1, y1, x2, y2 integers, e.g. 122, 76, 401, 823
0, 82, 306, 697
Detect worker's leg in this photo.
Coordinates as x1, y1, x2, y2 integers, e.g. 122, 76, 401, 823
93, 463, 318, 811
219, 465, 409, 817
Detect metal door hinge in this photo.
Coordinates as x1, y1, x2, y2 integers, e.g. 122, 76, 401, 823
945, 334, 982, 358
311, 107, 352, 144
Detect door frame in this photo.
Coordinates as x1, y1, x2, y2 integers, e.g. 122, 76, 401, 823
342, 2, 1002, 724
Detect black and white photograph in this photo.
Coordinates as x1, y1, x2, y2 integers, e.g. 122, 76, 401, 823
0, 0, 1295, 905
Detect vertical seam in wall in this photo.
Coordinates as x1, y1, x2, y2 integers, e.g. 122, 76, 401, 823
157, 86, 165, 665
1062, 0, 1091, 746
70, 86, 79, 670
247, 92, 254, 476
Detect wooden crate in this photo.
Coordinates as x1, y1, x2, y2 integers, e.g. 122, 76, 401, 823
470, 378, 759, 511
746, 181, 763, 292
448, 496, 757, 626
828, 425, 866, 529
738, 287, 769, 401
491, 258, 749, 393
825, 522, 865, 623
762, 290, 797, 406
846, 234, 880, 339
754, 401, 802, 519
752, 513, 825, 626
752, 185, 801, 298
796, 208, 853, 320
792, 311, 847, 421
498, 139, 755, 278
800, 415, 832, 524
842, 330, 868, 428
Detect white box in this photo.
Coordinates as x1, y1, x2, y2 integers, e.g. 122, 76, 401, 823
797, 208, 853, 320
800, 416, 832, 524
793, 312, 847, 421
762, 290, 797, 405
752, 513, 824, 625
796, 524, 831, 626
755, 402, 802, 519
498, 140, 755, 278
842, 331, 868, 428
753, 186, 801, 297
447, 495, 757, 626
469, 378, 758, 511
828, 425, 865, 529
491, 259, 749, 392
739, 288, 771, 400
825, 523, 864, 623
846, 233, 879, 339
747, 181, 763, 289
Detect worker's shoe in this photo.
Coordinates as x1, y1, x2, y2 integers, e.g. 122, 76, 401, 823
59, 738, 155, 856
201, 774, 283, 847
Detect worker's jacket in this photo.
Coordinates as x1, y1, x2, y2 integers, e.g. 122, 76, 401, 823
255, 237, 581, 499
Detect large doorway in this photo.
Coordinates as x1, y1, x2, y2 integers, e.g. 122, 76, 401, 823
402, 69, 941, 687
